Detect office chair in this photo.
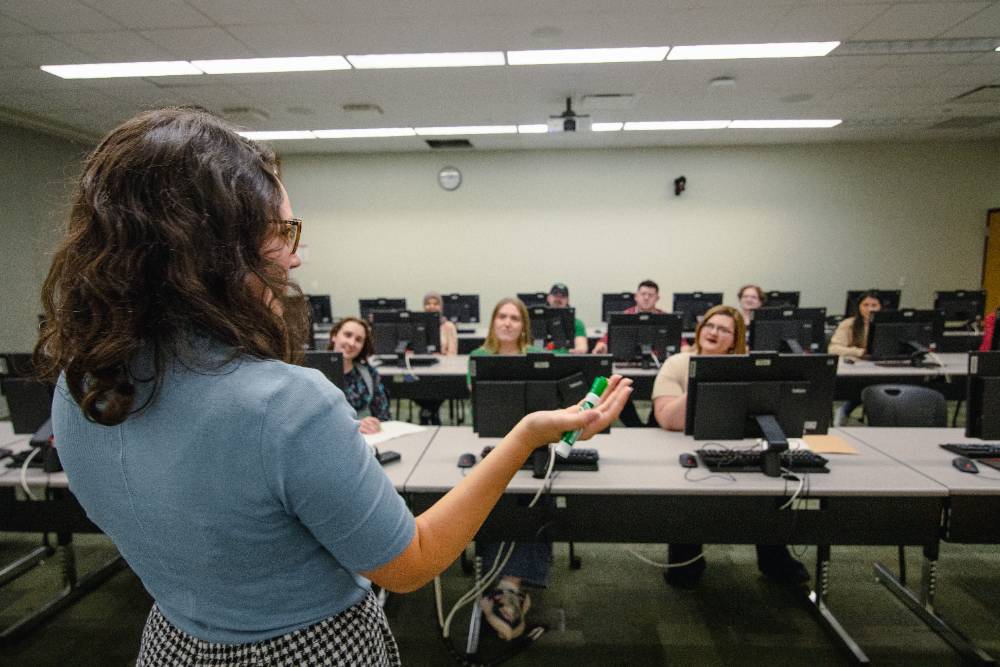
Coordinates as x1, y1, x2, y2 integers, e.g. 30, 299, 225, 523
861, 384, 947, 428
861, 383, 947, 585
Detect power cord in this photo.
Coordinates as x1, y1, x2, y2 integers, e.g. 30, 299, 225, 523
626, 546, 705, 569
20, 447, 42, 501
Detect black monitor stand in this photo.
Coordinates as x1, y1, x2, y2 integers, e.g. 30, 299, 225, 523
755, 414, 789, 478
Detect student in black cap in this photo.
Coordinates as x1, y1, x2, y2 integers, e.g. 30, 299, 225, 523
546, 283, 588, 353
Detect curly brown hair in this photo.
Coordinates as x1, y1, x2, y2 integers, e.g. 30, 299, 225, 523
327, 317, 375, 361
34, 107, 309, 426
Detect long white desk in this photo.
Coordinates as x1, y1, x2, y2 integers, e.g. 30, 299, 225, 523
405, 426, 950, 663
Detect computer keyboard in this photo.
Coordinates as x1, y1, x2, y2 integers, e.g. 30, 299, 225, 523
871, 359, 942, 368
940, 443, 1000, 458
696, 448, 830, 473
480, 445, 600, 472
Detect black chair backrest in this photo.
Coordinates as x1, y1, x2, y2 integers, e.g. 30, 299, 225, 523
861, 384, 947, 427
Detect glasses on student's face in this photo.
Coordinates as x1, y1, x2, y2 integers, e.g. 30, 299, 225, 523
274, 218, 302, 254
701, 321, 734, 337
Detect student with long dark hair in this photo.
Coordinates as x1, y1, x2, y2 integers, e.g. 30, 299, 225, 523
828, 291, 882, 424
327, 316, 391, 434
35, 107, 632, 665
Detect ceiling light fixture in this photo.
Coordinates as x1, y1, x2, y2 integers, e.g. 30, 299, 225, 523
41, 61, 202, 78
237, 131, 316, 140
624, 120, 731, 130
347, 52, 505, 69
313, 128, 416, 138
516, 124, 549, 134
729, 119, 841, 128
507, 46, 670, 65
192, 56, 350, 74
592, 122, 625, 132
668, 41, 839, 60
414, 125, 518, 135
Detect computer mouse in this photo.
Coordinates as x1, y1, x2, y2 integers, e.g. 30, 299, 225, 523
457, 452, 477, 468
843, 357, 855, 365
678, 452, 698, 468
952, 456, 979, 474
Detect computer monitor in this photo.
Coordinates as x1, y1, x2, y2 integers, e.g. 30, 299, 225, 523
685, 352, 838, 476
442, 293, 480, 324
471, 352, 614, 437
527, 306, 577, 350
306, 294, 333, 324
672, 292, 724, 331
3, 377, 54, 434
749, 307, 827, 354
359, 298, 406, 321
1, 352, 34, 378
517, 292, 548, 308
302, 350, 345, 390
866, 309, 943, 364
764, 291, 800, 308
601, 292, 636, 322
371, 310, 440, 356
844, 289, 901, 316
966, 351, 1000, 439
933, 289, 985, 326
607, 313, 682, 366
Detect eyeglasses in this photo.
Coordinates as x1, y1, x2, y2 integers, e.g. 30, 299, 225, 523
701, 322, 734, 336
274, 218, 302, 254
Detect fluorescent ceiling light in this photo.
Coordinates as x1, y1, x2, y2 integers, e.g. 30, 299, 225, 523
238, 131, 315, 140
517, 124, 548, 134
668, 41, 839, 60
41, 61, 201, 78
414, 125, 518, 135
507, 46, 669, 65
192, 56, 349, 74
729, 119, 842, 128
313, 127, 415, 138
624, 120, 730, 131
591, 122, 624, 132
347, 52, 504, 69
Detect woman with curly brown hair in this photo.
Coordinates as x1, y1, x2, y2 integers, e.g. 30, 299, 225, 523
35, 107, 631, 666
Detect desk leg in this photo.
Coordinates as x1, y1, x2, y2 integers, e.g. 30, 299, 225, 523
465, 554, 483, 657
0, 544, 54, 588
0, 534, 126, 645
874, 545, 995, 665
807, 545, 871, 664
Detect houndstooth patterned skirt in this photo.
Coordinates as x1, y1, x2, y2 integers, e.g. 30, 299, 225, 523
136, 590, 401, 666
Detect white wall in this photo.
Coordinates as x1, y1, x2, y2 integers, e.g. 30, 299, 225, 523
1, 125, 997, 356
0, 123, 85, 352
282, 140, 1000, 327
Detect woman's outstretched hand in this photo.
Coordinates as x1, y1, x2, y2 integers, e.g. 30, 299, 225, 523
516, 374, 633, 448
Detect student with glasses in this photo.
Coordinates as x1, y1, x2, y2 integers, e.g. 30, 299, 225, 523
36, 107, 633, 666
651, 305, 809, 588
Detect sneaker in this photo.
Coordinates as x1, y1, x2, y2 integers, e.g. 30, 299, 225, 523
480, 582, 531, 641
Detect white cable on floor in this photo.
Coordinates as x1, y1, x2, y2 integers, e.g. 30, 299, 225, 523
20, 447, 41, 501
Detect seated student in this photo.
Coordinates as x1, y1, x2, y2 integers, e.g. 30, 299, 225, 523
469, 298, 549, 640
546, 283, 588, 354
328, 317, 391, 435
737, 284, 765, 328
415, 291, 459, 425
591, 279, 664, 354
828, 291, 882, 425
980, 309, 997, 352
652, 305, 809, 587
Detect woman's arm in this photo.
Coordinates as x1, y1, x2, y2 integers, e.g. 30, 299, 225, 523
653, 394, 686, 431
362, 375, 633, 592
827, 319, 864, 357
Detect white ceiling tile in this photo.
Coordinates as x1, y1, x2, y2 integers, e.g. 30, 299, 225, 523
58, 30, 178, 61
940, 2, 1000, 37
79, 0, 214, 30
186, 0, 306, 26
0, 0, 121, 32
0, 11, 34, 34
139, 26, 256, 59
772, 3, 890, 41
851, 65, 956, 88
2, 34, 94, 66
849, 2, 993, 41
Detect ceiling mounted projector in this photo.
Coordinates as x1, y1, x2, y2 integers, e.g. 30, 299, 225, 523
548, 97, 591, 133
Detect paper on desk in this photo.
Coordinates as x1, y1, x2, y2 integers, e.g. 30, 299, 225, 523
803, 434, 859, 455
363, 420, 427, 447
